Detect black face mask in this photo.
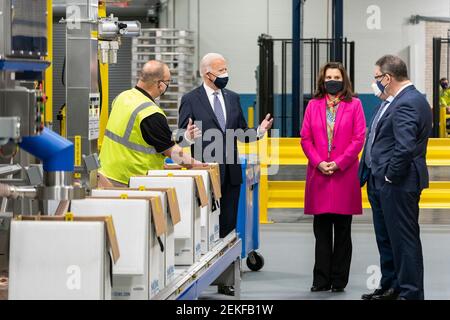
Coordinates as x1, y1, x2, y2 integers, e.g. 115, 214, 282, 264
209, 72, 229, 89
325, 80, 343, 95
441, 82, 449, 90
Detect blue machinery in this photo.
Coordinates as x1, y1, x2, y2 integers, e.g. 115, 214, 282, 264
237, 156, 265, 272
19, 129, 74, 172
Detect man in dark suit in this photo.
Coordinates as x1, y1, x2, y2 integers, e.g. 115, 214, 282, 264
178, 53, 273, 240
359, 89, 398, 300
361, 55, 432, 300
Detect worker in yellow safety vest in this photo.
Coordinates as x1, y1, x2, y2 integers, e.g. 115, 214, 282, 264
439, 77, 450, 132
98, 60, 203, 187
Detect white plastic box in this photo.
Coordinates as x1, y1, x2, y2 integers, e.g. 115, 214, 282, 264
71, 198, 166, 299
147, 170, 220, 254
91, 188, 178, 286
9, 220, 112, 300
129, 176, 207, 265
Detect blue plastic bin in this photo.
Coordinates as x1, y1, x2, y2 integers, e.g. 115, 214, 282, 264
236, 155, 265, 271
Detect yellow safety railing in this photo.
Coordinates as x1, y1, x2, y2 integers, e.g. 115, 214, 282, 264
440, 107, 450, 138
268, 181, 450, 209
238, 137, 450, 219
240, 138, 450, 166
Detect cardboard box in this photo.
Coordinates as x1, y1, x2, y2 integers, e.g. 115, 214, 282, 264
149, 169, 221, 254
164, 163, 222, 199
71, 197, 166, 299
9, 218, 115, 300
130, 176, 204, 265
92, 188, 178, 285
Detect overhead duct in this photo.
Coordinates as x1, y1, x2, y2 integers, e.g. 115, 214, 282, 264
410, 15, 450, 24
53, 0, 160, 19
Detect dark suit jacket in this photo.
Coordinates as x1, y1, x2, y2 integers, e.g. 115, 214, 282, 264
368, 85, 432, 191
178, 85, 258, 186
358, 102, 383, 187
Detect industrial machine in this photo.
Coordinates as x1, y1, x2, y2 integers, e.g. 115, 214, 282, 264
0, 0, 83, 279
61, 0, 141, 190
0, 0, 86, 209
0, 0, 141, 292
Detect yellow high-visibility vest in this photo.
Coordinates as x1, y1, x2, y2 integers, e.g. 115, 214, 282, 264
99, 88, 167, 185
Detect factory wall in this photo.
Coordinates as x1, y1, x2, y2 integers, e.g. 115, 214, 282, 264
158, 0, 450, 129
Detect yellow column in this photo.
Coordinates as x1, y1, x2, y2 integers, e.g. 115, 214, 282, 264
258, 137, 273, 224
45, 0, 53, 126
259, 163, 271, 224
98, 1, 109, 151
247, 106, 254, 128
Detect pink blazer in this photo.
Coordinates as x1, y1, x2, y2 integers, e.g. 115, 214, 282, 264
300, 97, 366, 215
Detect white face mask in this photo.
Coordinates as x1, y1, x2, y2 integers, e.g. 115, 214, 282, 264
371, 82, 382, 97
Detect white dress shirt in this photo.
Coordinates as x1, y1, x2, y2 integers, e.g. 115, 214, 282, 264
203, 83, 227, 122
376, 95, 394, 125
183, 84, 265, 144
394, 82, 413, 98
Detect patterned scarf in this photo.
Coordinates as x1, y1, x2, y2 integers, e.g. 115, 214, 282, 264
326, 95, 341, 155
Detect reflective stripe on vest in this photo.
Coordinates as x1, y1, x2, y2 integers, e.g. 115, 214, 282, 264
104, 101, 158, 155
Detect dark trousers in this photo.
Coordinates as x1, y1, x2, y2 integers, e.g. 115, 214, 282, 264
379, 179, 424, 300
219, 167, 241, 238
313, 214, 353, 288
367, 173, 399, 291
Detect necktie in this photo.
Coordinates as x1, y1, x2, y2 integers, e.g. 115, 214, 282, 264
213, 92, 226, 132
365, 100, 390, 168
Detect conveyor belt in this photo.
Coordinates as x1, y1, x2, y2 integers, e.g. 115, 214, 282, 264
152, 232, 242, 300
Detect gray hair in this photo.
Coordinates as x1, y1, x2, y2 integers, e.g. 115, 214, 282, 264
139, 60, 166, 84
375, 55, 409, 81
200, 53, 226, 76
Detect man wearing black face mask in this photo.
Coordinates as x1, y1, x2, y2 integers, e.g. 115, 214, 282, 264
98, 60, 204, 187
178, 53, 274, 295
439, 77, 450, 134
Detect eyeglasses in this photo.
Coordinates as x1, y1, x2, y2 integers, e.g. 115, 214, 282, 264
374, 73, 392, 81
158, 80, 171, 87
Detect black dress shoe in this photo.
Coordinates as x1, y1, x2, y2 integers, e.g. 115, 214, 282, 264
361, 288, 385, 300
372, 288, 399, 300
218, 285, 235, 296
331, 287, 345, 293
310, 285, 331, 292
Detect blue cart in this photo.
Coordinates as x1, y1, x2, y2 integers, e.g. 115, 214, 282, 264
236, 155, 265, 271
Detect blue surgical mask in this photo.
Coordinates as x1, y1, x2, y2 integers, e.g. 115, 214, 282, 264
371, 82, 382, 98
209, 72, 229, 89
376, 74, 389, 94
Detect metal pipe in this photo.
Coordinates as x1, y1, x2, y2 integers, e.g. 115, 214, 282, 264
410, 15, 450, 24
433, 37, 442, 138
53, 5, 153, 18
0, 183, 37, 199
332, 0, 344, 62
292, 0, 302, 137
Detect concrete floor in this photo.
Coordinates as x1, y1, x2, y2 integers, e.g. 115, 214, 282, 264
201, 209, 450, 300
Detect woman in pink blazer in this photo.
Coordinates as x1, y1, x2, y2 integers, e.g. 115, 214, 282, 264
300, 62, 366, 293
